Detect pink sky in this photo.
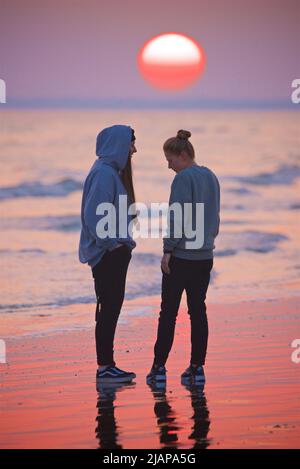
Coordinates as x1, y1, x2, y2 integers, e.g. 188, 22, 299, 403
0, 0, 299, 104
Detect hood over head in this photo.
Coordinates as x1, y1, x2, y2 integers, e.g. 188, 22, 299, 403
95, 125, 133, 171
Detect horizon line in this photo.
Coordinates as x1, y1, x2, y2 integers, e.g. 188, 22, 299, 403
2, 97, 299, 110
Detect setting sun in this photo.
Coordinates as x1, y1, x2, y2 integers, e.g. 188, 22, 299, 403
137, 32, 206, 91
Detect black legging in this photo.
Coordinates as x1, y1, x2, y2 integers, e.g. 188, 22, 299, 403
153, 256, 213, 367
92, 245, 132, 366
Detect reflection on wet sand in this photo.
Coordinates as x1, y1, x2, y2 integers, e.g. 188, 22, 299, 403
181, 381, 211, 449
147, 380, 211, 448
147, 381, 180, 448
95, 381, 136, 449
94, 378, 211, 449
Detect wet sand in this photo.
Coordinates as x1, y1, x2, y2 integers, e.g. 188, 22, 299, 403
1, 296, 300, 449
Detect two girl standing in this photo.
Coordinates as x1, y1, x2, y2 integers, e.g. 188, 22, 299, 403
79, 125, 220, 384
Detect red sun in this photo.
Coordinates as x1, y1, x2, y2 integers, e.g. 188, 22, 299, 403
137, 32, 206, 91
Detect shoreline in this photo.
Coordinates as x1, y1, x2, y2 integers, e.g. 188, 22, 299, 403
1, 294, 299, 340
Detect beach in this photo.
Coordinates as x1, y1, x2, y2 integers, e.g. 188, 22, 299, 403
0, 108, 300, 448
1, 295, 300, 448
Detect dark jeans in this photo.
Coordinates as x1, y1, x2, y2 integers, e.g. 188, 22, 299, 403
92, 245, 132, 366
153, 256, 213, 367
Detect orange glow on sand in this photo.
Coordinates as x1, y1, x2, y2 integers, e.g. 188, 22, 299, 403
137, 32, 206, 91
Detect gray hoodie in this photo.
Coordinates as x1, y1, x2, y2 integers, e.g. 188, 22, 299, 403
163, 164, 220, 260
78, 125, 136, 268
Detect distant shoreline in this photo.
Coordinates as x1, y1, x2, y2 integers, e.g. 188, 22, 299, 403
2, 99, 299, 110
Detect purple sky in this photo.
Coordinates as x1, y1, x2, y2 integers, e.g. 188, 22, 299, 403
0, 0, 299, 104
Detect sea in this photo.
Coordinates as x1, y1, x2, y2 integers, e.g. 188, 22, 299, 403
0, 108, 299, 337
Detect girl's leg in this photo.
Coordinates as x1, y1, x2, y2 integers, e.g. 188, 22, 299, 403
93, 246, 131, 366
153, 257, 185, 366
185, 259, 213, 366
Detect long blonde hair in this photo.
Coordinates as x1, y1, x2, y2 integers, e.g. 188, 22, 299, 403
120, 128, 137, 218
120, 156, 136, 206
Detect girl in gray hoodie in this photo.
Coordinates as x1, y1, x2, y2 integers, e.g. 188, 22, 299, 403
79, 125, 137, 383
147, 129, 220, 385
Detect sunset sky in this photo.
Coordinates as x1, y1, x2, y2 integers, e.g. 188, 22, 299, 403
0, 0, 299, 106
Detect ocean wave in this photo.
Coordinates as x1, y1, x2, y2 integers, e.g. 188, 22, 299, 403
221, 203, 246, 211
232, 164, 300, 186
0, 248, 46, 254
219, 230, 288, 254
0, 295, 94, 313
215, 249, 237, 257
243, 231, 288, 253
227, 187, 255, 195
0, 214, 81, 231
221, 220, 248, 225
0, 178, 83, 201
0, 289, 161, 314
0, 269, 218, 314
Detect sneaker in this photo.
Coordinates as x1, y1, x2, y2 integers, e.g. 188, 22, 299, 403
96, 365, 136, 383
146, 364, 167, 383
181, 365, 206, 383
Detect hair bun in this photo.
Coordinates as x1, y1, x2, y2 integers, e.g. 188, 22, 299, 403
177, 129, 191, 140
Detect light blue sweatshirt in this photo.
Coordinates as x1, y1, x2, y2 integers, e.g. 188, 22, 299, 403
79, 125, 136, 268
163, 164, 220, 260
